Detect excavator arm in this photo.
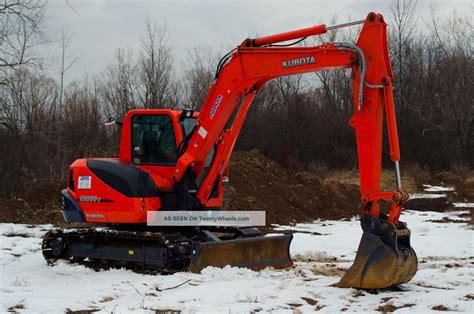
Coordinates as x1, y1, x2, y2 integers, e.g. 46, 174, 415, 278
175, 12, 417, 288
176, 13, 406, 224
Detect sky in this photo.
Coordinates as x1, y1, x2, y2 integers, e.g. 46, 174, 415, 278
41, 0, 472, 81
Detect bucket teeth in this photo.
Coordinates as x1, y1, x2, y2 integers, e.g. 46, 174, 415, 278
336, 216, 418, 289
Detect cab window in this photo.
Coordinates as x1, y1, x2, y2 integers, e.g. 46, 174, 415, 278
132, 115, 178, 165
180, 117, 197, 137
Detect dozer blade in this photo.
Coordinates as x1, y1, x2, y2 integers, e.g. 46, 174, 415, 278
336, 216, 418, 289
188, 234, 293, 273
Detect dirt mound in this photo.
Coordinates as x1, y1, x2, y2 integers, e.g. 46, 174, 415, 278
223, 149, 360, 225
404, 197, 452, 212
1, 180, 65, 225
423, 171, 474, 201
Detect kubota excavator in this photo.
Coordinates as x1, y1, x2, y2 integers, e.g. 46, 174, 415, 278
42, 12, 417, 289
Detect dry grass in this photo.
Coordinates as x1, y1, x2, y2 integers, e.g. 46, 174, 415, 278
65, 309, 99, 314
376, 303, 415, 313
99, 296, 113, 303
8, 304, 25, 312
301, 297, 318, 306
322, 169, 421, 194
311, 266, 346, 277
433, 169, 474, 199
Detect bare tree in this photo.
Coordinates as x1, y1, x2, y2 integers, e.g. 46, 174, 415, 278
182, 46, 215, 109
1, 68, 57, 133
102, 48, 138, 118
0, 0, 47, 85
311, 18, 356, 115
58, 28, 77, 113
63, 76, 104, 157
389, 0, 417, 118
423, 9, 474, 164
138, 18, 174, 108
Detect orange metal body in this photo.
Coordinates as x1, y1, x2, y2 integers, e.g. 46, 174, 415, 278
68, 158, 162, 223
68, 12, 407, 225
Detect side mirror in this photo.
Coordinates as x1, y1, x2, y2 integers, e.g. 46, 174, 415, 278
104, 117, 123, 126
179, 109, 194, 121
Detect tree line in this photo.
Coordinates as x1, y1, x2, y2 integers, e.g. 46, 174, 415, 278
1, 0, 473, 195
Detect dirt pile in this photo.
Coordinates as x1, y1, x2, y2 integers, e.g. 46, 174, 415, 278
223, 149, 360, 225
434, 171, 474, 200
404, 197, 452, 212
0, 180, 65, 225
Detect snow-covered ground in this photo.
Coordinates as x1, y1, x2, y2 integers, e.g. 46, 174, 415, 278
1, 210, 473, 313
409, 193, 446, 199
422, 185, 455, 192
454, 203, 474, 208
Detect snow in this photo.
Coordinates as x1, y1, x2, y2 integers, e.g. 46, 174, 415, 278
1, 210, 473, 313
409, 193, 447, 199
423, 184, 455, 192
453, 203, 474, 208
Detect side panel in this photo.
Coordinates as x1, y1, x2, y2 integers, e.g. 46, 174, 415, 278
68, 159, 161, 224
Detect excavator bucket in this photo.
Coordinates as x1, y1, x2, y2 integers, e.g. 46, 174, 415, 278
188, 234, 293, 273
336, 216, 418, 289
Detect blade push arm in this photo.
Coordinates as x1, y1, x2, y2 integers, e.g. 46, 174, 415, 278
175, 12, 408, 224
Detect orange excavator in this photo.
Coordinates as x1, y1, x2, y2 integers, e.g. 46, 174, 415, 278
43, 12, 417, 289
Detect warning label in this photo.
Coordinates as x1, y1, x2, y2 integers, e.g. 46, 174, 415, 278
78, 176, 91, 189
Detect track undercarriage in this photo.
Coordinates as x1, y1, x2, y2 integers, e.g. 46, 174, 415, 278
42, 226, 293, 273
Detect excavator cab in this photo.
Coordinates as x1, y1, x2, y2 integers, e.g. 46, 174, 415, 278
44, 108, 293, 273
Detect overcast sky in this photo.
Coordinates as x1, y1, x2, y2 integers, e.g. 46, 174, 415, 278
41, 0, 472, 81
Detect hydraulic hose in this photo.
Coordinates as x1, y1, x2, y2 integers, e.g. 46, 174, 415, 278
333, 42, 366, 111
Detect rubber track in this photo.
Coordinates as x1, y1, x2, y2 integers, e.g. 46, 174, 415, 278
42, 228, 192, 274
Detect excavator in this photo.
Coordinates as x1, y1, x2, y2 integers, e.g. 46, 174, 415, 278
42, 12, 417, 289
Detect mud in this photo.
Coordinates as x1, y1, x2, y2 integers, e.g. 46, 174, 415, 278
223, 149, 360, 225
0, 180, 66, 225
404, 197, 452, 212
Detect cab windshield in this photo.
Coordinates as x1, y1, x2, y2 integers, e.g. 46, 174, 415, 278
131, 115, 178, 165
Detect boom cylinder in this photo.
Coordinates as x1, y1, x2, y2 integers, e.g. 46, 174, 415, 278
252, 24, 327, 47
251, 19, 365, 47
